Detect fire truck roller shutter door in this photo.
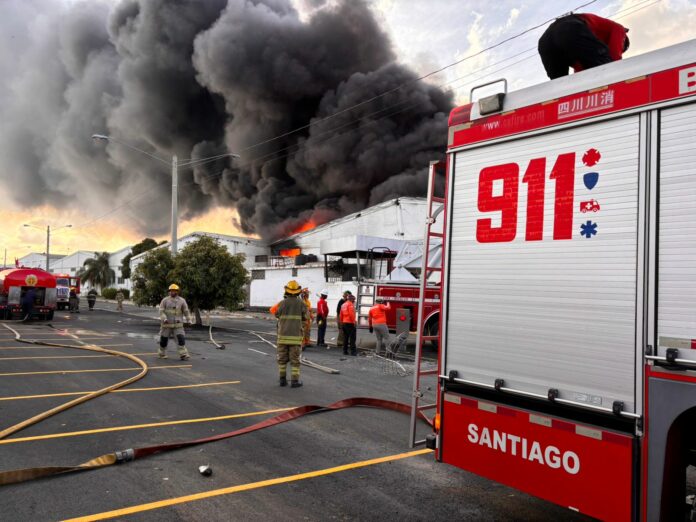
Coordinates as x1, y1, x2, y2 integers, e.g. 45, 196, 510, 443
445, 115, 641, 413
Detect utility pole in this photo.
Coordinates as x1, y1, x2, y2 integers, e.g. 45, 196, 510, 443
91, 134, 237, 257
171, 155, 178, 255
46, 225, 50, 271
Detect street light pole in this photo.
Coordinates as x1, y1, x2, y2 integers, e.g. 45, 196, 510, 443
23, 223, 72, 271
171, 155, 178, 255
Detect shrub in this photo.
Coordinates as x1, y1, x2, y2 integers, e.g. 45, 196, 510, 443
101, 288, 117, 299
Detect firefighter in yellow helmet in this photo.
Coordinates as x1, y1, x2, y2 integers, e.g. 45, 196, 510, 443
273, 280, 308, 387
158, 283, 192, 360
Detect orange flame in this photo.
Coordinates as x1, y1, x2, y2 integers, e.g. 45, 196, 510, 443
289, 219, 318, 236
280, 248, 301, 257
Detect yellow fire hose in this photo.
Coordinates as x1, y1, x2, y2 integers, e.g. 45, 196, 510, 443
0, 323, 148, 440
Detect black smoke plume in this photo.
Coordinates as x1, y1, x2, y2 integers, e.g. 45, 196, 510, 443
0, 0, 452, 239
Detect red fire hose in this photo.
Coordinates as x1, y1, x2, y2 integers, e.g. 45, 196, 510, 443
0, 397, 431, 486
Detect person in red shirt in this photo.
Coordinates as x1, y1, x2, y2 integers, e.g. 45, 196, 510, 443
368, 298, 391, 356
538, 13, 629, 79
340, 294, 357, 356
316, 289, 329, 347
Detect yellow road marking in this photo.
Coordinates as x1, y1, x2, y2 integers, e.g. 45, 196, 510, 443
64, 449, 433, 521
0, 337, 115, 342
0, 381, 241, 401
0, 407, 291, 445
0, 344, 135, 350
0, 353, 155, 361
0, 365, 191, 377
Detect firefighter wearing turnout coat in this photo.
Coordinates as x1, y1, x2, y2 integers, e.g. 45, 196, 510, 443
301, 287, 314, 349
158, 284, 191, 361
273, 280, 308, 388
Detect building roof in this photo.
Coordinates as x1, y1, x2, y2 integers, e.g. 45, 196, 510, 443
130, 231, 266, 262
20, 253, 66, 261
272, 197, 427, 246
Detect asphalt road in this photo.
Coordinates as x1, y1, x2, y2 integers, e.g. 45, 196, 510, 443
0, 304, 588, 522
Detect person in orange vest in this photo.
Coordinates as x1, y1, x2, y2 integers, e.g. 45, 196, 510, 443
301, 288, 314, 349
368, 297, 391, 356
336, 290, 350, 347
538, 13, 629, 79
340, 293, 357, 356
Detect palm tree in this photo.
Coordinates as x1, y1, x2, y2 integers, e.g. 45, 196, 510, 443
78, 252, 115, 291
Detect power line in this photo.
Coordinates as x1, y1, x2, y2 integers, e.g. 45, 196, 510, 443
231, 0, 600, 155
72, 0, 662, 234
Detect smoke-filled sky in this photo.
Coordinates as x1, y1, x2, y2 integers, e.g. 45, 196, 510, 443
1, 0, 694, 261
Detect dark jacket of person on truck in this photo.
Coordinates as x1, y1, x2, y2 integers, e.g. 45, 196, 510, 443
538, 13, 629, 79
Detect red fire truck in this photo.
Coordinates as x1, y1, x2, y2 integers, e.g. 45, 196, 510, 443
53, 273, 80, 310
0, 268, 57, 320
357, 283, 441, 338
410, 39, 696, 521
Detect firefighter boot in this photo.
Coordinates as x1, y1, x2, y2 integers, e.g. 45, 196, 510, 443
176, 335, 190, 360
279, 376, 287, 387
291, 380, 303, 388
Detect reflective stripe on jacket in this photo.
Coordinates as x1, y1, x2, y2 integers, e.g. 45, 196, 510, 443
159, 296, 191, 327
275, 296, 308, 345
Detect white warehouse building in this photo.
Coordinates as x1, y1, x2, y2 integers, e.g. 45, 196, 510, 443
250, 197, 432, 313
129, 231, 269, 277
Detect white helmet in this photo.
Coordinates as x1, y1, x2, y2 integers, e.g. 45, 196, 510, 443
318, 288, 328, 297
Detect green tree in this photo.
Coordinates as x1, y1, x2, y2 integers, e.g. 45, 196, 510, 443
171, 236, 249, 325
132, 248, 175, 307
78, 252, 115, 290
121, 237, 159, 279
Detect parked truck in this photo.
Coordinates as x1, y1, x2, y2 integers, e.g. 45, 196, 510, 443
53, 273, 80, 311
0, 268, 57, 320
413, 39, 696, 521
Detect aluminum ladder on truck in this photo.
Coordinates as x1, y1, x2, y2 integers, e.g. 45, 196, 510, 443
409, 160, 448, 447
356, 283, 375, 329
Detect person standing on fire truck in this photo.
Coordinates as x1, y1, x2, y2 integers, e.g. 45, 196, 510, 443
368, 297, 391, 356
340, 294, 357, 356
158, 284, 191, 361
274, 280, 308, 388
316, 289, 329, 347
538, 13, 629, 79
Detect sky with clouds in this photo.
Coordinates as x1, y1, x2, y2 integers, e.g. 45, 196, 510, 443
1, 0, 693, 264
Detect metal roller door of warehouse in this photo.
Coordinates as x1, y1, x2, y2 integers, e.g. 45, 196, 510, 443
445, 115, 640, 413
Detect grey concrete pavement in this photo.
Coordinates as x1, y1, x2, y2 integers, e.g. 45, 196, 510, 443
0, 309, 586, 521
